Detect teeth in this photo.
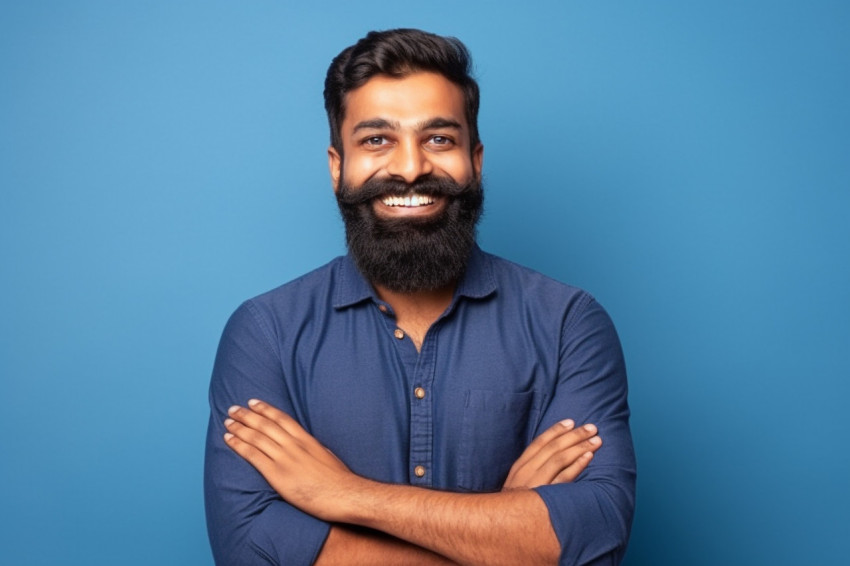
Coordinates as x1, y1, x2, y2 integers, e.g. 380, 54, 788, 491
381, 194, 435, 207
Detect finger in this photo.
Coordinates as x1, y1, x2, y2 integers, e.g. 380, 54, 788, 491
505, 426, 602, 489
225, 417, 286, 461
224, 431, 277, 476
521, 424, 599, 475
247, 399, 308, 436
551, 451, 595, 484
243, 400, 345, 469
511, 419, 576, 470
504, 420, 580, 488
534, 434, 602, 483
227, 403, 299, 450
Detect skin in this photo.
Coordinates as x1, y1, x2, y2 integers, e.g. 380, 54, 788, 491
327, 71, 483, 217
329, 72, 483, 349
225, 401, 601, 565
226, 72, 603, 565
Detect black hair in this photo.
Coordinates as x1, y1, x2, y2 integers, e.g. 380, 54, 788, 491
323, 28, 480, 155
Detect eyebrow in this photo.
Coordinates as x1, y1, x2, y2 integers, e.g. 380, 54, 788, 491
352, 118, 399, 133
419, 117, 463, 131
351, 117, 464, 133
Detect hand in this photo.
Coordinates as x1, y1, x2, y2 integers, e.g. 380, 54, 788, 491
224, 399, 357, 521
502, 420, 602, 491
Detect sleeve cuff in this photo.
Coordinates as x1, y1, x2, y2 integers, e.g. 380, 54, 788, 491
247, 500, 332, 566
534, 482, 626, 566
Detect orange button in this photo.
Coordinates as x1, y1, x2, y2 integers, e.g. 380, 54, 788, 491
414, 387, 426, 399
394, 328, 405, 340
414, 465, 426, 477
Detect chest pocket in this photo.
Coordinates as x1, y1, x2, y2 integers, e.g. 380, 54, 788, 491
457, 389, 544, 492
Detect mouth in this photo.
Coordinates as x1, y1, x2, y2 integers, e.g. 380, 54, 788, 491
380, 193, 436, 207
373, 192, 447, 218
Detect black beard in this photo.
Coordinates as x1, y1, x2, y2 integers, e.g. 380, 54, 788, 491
336, 175, 484, 293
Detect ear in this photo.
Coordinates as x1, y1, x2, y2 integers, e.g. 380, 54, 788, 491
328, 146, 342, 193
472, 143, 484, 181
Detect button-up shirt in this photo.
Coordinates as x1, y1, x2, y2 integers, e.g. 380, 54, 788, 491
204, 247, 636, 565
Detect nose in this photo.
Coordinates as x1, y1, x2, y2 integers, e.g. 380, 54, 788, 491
385, 139, 433, 184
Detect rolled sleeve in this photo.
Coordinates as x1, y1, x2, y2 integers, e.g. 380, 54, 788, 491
534, 295, 637, 566
204, 301, 331, 566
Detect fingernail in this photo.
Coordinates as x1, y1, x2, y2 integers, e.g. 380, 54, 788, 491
248, 399, 260, 408
589, 436, 602, 446
224, 432, 234, 441
227, 405, 240, 416
224, 418, 235, 427
584, 424, 597, 434
560, 419, 574, 429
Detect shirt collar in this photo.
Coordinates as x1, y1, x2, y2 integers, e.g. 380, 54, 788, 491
455, 245, 497, 300
333, 253, 374, 309
333, 245, 497, 310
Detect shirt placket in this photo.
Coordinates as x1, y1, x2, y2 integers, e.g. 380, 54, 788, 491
408, 326, 437, 487
377, 301, 437, 487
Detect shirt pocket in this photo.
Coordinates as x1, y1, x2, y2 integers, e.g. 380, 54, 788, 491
457, 389, 544, 492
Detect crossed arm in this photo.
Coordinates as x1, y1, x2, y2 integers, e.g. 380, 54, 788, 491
222, 399, 602, 566
206, 297, 634, 565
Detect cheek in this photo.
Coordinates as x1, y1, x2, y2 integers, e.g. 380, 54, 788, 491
437, 155, 476, 183
341, 154, 382, 185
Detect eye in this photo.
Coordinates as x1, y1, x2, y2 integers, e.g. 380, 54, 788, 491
429, 135, 454, 146
362, 135, 388, 146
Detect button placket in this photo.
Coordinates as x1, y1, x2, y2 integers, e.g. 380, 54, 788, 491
408, 326, 437, 487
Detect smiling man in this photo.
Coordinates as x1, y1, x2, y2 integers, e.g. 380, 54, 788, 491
205, 29, 636, 566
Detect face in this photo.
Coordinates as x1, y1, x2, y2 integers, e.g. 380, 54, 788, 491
328, 71, 483, 211
328, 72, 485, 293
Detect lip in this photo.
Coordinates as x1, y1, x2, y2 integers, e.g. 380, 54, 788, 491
372, 194, 448, 218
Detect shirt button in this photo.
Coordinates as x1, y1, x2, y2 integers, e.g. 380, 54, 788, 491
414, 387, 426, 399
378, 305, 388, 313
394, 328, 405, 340
414, 465, 426, 478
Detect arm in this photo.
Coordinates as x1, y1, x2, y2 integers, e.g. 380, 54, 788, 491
209, 294, 629, 565
205, 301, 464, 565
204, 302, 331, 566
224, 401, 604, 566
317, 418, 602, 566
314, 527, 457, 566
531, 296, 636, 565
289, 295, 635, 565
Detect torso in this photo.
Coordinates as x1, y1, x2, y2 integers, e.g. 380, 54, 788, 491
375, 284, 454, 351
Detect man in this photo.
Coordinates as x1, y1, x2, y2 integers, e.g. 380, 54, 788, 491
205, 29, 635, 566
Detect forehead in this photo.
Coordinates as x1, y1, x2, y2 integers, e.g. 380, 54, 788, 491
341, 72, 468, 132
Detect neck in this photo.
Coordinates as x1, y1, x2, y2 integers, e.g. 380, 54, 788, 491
374, 282, 456, 351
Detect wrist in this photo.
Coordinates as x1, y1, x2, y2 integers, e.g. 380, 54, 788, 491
331, 474, 384, 525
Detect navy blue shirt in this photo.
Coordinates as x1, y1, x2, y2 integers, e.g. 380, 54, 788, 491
205, 247, 636, 565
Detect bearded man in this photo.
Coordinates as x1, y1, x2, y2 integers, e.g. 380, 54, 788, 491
204, 29, 636, 566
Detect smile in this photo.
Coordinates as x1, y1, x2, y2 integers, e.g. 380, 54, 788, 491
380, 193, 435, 207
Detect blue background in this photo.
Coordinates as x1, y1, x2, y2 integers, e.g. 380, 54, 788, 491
2, 1, 848, 564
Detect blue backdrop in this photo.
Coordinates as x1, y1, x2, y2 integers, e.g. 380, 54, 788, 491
2, 2, 848, 565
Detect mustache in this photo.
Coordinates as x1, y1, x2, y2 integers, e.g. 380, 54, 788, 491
337, 175, 475, 206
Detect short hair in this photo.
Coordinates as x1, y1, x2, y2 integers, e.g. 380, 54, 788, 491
323, 28, 480, 155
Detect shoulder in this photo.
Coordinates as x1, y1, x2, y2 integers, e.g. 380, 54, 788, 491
482, 251, 597, 315
249, 256, 344, 309
478, 251, 620, 347
224, 256, 346, 337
